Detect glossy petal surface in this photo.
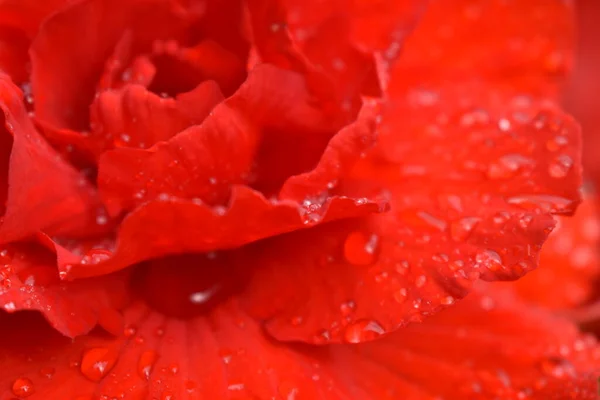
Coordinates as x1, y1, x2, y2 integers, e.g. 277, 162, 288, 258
512, 194, 600, 309
0, 287, 598, 399
0, 75, 101, 242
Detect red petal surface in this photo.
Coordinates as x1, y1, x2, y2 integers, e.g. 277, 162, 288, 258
564, 0, 600, 191
0, 0, 72, 84
89, 80, 223, 155
55, 185, 385, 279
241, 102, 581, 343
0, 75, 101, 242
397, 0, 574, 85
30, 0, 194, 131
97, 64, 334, 214
512, 193, 600, 310
0, 286, 597, 399
0, 242, 128, 338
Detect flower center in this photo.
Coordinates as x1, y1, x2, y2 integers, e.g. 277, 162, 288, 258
131, 252, 246, 318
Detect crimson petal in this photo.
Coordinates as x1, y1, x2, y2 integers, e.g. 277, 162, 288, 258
30, 0, 194, 131
97, 64, 333, 214
55, 185, 385, 279
0, 242, 128, 338
90, 80, 224, 155
0, 286, 598, 399
241, 99, 581, 342
0, 75, 101, 242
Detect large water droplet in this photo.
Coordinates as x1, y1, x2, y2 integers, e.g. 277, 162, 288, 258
138, 350, 159, 380
12, 377, 35, 398
475, 250, 503, 271
343, 231, 379, 266
548, 155, 573, 178
80, 347, 117, 382
344, 319, 385, 343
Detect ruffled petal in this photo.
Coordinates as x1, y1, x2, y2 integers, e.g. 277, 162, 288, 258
239, 102, 581, 343
53, 185, 385, 279
246, 0, 424, 118
89, 80, 224, 154
512, 193, 600, 309
30, 0, 194, 130
0, 75, 101, 242
0, 0, 73, 84
0, 286, 598, 399
0, 242, 128, 338
97, 64, 334, 214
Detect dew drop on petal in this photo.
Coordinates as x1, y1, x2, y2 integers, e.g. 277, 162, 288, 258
12, 377, 35, 398
340, 300, 356, 316
39, 366, 55, 379
344, 319, 385, 343
548, 155, 573, 178
343, 231, 379, 266
80, 347, 117, 382
475, 249, 503, 271
138, 350, 159, 380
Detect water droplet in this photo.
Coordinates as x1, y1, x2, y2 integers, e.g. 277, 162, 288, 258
340, 300, 356, 316
343, 231, 379, 266
95, 214, 108, 225
39, 366, 55, 379
124, 325, 137, 337
278, 381, 300, 400
487, 154, 532, 179
12, 377, 34, 397
393, 288, 408, 303
344, 319, 385, 343
475, 250, 503, 271
441, 296, 455, 305
450, 217, 480, 241
137, 350, 159, 380
415, 275, 427, 288
498, 118, 512, 131
548, 155, 573, 178
80, 347, 117, 382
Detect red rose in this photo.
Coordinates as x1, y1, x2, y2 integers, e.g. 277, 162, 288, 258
0, 0, 598, 398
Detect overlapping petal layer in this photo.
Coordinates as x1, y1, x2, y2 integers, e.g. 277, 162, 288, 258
0, 242, 128, 338
0, 75, 102, 242
0, 286, 598, 399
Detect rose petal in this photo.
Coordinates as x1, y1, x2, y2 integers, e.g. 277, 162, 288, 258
0, 0, 73, 84
89, 80, 224, 154
0, 242, 128, 338
0, 75, 102, 242
397, 0, 574, 83
54, 185, 385, 279
511, 193, 600, 309
278, 102, 377, 201
564, 0, 600, 192
0, 287, 598, 399
30, 0, 194, 130
97, 64, 333, 214
148, 39, 246, 97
